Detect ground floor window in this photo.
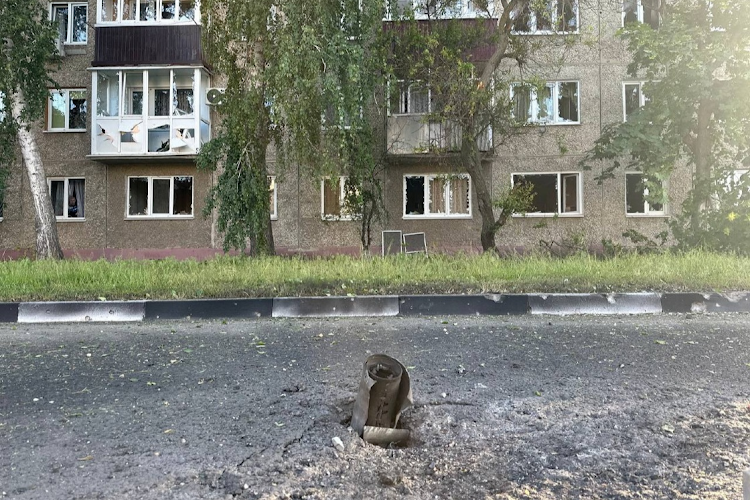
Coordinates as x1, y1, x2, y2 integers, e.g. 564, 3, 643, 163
321, 176, 359, 220
626, 173, 666, 216
512, 172, 582, 216
49, 178, 85, 219
404, 174, 471, 218
127, 176, 192, 217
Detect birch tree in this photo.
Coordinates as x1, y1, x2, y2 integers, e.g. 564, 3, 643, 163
0, 0, 63, 259
198, 0, 388, 255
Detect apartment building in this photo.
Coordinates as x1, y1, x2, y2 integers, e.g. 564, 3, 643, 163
0, 0, 689, 258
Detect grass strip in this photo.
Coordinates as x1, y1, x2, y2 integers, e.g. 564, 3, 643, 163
0, 250, 747, 302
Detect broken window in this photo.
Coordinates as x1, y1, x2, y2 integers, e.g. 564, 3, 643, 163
49, 178, 85, 220
511, 82, 578, 125
321, 176, 359, 220
512, 0, 578, 33
626, 173, 665, 215
622, 0, 660, 28
512, 173, 582, 215
403, 174, 471, 218
127, 176, 193, 217
48, 89, 87, 131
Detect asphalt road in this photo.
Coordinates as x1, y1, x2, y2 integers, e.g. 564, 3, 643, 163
1, 314, 748, 499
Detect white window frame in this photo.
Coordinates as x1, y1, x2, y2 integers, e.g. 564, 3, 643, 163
403, 174, 472, 219
388, 80, 431, 116
622, 81, 647, 121
384, 0, 495, 20
625, 172, 667, 216
48, 89, 87, 132
97, 0, 200, 24
510, 81, 580, 125
269, 176, 278, 220
511, 172, 583, 217
321, 176, 359, 221
126, 175, 194, 219
622, 0, 660, 27
511, 0, 579, 34
51, 2, 88, 45
48, 177, 86, 221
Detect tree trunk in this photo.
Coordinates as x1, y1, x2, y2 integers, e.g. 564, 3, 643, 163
12, 91, 64, 260
462, 131, 497, 253
690, 99, 713, 233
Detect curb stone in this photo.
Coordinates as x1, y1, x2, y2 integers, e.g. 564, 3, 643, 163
0, 293, 748, 324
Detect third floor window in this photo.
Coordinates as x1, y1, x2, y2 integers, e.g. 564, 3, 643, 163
99, 0, 199, 24
51, 3, 88, 44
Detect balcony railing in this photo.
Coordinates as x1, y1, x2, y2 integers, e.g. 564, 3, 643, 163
386, 115, 492, 155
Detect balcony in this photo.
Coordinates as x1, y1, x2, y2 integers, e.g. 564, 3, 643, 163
93, 24, 204, 67
386, 115, 492, 155
91, 67, 211, 159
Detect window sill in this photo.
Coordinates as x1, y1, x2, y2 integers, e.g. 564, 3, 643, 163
519, 121, 581, 127
61, 44, 88, 56
512, 213, 583, 218
56, 218, 86, 222
511, 31, 580, 36
125, 216, 194, 220
44, 129, 87, 133
321, 216, 360, 221
626, 213, 669, 218
403, 214, 472, 220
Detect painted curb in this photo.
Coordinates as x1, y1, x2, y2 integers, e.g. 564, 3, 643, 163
273, 296, 399, 317
144, 298, 273, 320
662, 293, 750, 313
18, 301, 145, 323
529, 293, 662, 315
0, 303, 19, 323
399, 294, 528, 316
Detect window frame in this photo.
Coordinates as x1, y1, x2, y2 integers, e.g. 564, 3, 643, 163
510, 81, 581, 125
48, 177, 86, 221
625, 172, 667, 217
51, 2, 88, 45
388, 80, 432, 116
48, 89, 87, 132
622, 0, 660, 28
511, 0, 580, 35
622, 81, 647, 121
125, 175, 194, 219
97, 0, 200, 25
321, 176, 359, 221
511, 172, 583, 217
402, 173, 473, 220
269, 176, 278, 221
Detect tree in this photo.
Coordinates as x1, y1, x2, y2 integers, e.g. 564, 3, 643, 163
198, 0, 388, 255
385, 0, 577, 252
0, 0, 64, 259
581, 0, 750, 253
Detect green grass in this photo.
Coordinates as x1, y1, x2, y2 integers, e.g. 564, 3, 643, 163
0, 250, 747, 301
